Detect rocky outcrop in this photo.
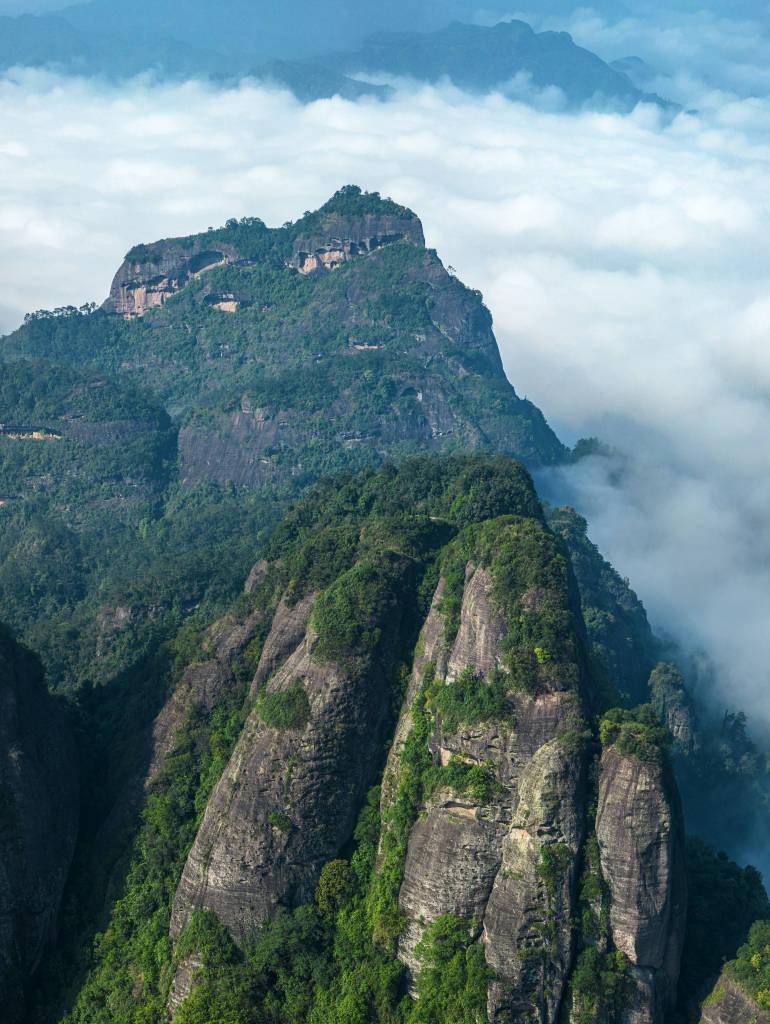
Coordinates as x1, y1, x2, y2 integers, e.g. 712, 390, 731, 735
170, 626, 384, 941
103, 241, 243, 318
648, 663, 698, 754
104, 199, 424, 316
249, 591, 317, 697
0, 625, 78, 1023
289, 208, 424, 274
168, 560, 411, 1010
596, 748, 687, 1024
701, 974, 770, 1024
391, 533, 589, 1024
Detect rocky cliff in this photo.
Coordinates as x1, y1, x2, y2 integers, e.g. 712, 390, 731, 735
104, 196, 425, 317
103, 241, 243, 318
385, 522, 589, 1024
147, 459, 690, 1024
596, 737, 687, 1024
3, 188, 567, 499
701, 975, 770, 1024
0, 624, 78, 1023
0, 190, 722, 1024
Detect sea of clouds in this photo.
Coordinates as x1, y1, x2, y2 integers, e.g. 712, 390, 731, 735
0, 7, 769, 756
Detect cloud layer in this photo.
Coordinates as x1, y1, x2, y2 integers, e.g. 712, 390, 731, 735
0, 64, 769, 749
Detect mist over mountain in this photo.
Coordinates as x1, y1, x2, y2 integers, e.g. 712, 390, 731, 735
1, 186, 768, 1024
0, 2, 677, 110
1, 3, 770, 1024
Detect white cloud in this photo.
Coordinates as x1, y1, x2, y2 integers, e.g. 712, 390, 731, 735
0, 66, 769, 753
505, 3, 770, 103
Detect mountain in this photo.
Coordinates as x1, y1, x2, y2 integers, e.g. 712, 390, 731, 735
0, 623, 78, 1024
49, 458, 690, 1024
5, 187, 565, 490
0, 15, 386, 100
0, 187, 564, 693
1, 190, 769, 1024
0, 6, 676, 110
333, 20, 675, 111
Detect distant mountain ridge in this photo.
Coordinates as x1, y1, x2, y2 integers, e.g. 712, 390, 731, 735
334, 20, 676, 111
0, 6, 676, 111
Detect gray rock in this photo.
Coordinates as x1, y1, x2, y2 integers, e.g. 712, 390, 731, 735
701, 974, 770, 1024
169, 567, 408, 1001
392, 559, 587, 1023
596, 748, 687, 1024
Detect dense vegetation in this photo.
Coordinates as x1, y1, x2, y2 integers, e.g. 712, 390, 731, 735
0, 188, 561, 701
1, 187, 769, 1024
599, 705, 671, 763
39, 457, 548, 1024
679, 840, 770, 1012
726, 921, 770, 1010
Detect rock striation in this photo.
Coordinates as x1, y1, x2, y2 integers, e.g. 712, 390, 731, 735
596, 747, 687, 1024
289, 207, 425, 274
381, 517, 591, 1024
103, 241, 242, 318
0, 624, 79, 1023
167, 555, 412, 1011
159, 464, 692, 1023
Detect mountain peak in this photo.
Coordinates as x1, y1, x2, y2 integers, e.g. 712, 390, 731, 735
104, 186, 425, 316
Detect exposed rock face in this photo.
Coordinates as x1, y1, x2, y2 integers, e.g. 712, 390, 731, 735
147, 603, 268, 787
104, 204, 424, 316
701, 975, 770, 1024
168, 563, 411, 1008
289, 208, 425, 274
249, 591, 317, 697
596, 748, 687, 1024
392, 551, 588, 1024
648, 663, 698, 754
549, 507, 659, 707
0, 625, 79, 1023
103, 241, 242, 318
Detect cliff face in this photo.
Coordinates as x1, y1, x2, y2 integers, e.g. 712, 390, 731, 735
3, 188, 567, 495
289, 206, 425, 273
103, 241, 243, 318
104, 201, 425, 317
596, 747, 687, 1024
0, 625, 78, 1023
389, 544, 588, 1024
153, 460, 693, 1023
701, 975, 770, 1024
168, 553, 413, 1009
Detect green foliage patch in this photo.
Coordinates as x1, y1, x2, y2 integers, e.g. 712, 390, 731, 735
570, 948, 631, 1024
728, 920, 770, 1010
428, 667, 509, 735
599, 705, 670, 763
259, 684, 311, 731
439, 516, 579, 694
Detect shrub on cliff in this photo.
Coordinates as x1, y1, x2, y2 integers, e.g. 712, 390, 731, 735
600, 705, 670, 762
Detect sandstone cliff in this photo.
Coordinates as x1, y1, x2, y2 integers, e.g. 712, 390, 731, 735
289, 206, 425, 274
596, 745, 687, 1024
0, 624, 78, 1023
701, 974, 770, 1024
380, 517, 590, 1024
158, 462, 693, 1023
168, 551, 414, 1011
103, 240, 244, 318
